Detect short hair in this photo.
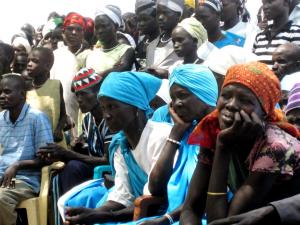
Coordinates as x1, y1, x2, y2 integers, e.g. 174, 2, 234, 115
1, 73, 26, 92
32, 47, 55, 69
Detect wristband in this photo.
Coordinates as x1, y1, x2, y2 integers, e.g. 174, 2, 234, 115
164, 213, 174, 224
167, 138, 181, 146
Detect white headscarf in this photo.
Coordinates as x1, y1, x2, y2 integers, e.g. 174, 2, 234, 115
12, 37, 31, 54
95, 5, 123, 28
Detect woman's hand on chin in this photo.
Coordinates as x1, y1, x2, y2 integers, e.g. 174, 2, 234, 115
217, 110, 264, 149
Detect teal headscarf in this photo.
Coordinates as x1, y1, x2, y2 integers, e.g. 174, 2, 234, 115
98, 71, 162, 115
169, 64, 218, 107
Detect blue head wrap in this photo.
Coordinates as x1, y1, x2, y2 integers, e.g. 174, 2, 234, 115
98, 71, 162, 114
169, 64, 218, 107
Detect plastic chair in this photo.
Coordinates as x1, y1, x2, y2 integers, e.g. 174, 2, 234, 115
16, 162, 65, 225
93, 165, 112, 179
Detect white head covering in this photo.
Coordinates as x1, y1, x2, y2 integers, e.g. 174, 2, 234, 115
156, 79, 172, 103
12, 36, 31, 54
204, 45, 258, 76
157, 0, 185, 16
95, 5, 123, 28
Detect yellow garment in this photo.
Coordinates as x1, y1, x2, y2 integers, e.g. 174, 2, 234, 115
185, 0, 195, 8
27, 79, 66, 147
85, 43, 131, 74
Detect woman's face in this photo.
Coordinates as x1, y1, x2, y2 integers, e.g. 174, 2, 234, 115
195, 6, 220, 34
136, 12, 158, 35
217, 84, 265, 130
99, 96, 137, 132
170, 83, 209, 122
94, 15, 117, 44
172, 26, 197, 58
156, 5, 180, 34
286, 108, 300, 132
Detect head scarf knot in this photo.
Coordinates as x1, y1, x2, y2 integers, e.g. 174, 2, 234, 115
169, 64, 218, 107
189, 62, 299, 148
63, 12, 86, 31
98, 71, 162, 116
177, 17, 207, 47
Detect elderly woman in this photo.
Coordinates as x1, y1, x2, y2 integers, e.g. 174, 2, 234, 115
180, 62, 300, 225
137, 64, 218, 225
58, 71, 173, 225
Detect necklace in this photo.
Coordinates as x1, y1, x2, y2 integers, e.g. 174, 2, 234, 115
102, 43, 121, 52
74, 44, 83, 56
160, 33, 172, 44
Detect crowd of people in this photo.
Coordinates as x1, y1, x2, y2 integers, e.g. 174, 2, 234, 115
0, 0, 300, 225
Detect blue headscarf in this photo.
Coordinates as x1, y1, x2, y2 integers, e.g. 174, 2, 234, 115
169, 64, 218, 107
98, 71, 162, 115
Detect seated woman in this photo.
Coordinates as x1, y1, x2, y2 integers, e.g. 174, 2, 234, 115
180, 62, 300, 224
58, 71, 173, 225
38, 68, 114, 194
139, 64, 218, 225
285, 83, 300, 133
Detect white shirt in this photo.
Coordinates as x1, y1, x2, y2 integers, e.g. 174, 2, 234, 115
50, 46, 79, 130
290, 3, 300, 25
107, 120, 172, 207
227, 21, 248, 39
281, 72, 300, 91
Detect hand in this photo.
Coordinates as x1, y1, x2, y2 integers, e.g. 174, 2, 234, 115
217, 110, 264, 148
0, 164, 18, 189
139, 216, 169, 225
54, 128, 64, 142
64, 207, 101, 225
37, 143, 69, 162
145, 67, 169, 79
169, 104, 192, 139
208, 205, 277, 225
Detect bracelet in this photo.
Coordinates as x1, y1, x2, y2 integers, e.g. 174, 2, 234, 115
164, 213, 174, 224
167, 137, 181, 146
207, 191, 227, 196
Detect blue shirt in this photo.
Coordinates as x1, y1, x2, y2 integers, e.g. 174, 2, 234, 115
0, 103, 53, 193
214, 31, 245, 48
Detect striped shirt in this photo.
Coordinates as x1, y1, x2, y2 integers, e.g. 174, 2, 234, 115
82, 113, 114, 157
0, 103, 53, 193
253, 21, 300, 67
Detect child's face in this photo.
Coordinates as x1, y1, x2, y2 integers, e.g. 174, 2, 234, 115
26, 50, 47, 78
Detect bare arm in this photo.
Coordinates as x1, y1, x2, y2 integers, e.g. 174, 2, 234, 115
180, 158, 212, 225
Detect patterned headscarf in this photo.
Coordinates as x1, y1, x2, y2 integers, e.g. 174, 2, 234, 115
189, 62, 299, 148
72, 68, 103, 93
198, 0, 223, 13
135, 0, 156, 14
285, 83, 300, 114
63, 12, 86, 31
177, 17, 207, 47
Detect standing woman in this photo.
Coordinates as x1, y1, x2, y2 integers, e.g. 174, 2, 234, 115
79, 5, 135, 77
180, 62, 300, 224
146, 0, 183, 78
58, 72, 173, 225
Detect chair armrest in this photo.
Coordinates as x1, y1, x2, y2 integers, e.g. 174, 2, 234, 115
133, 195, 166, 221
93, 165, 112, 179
